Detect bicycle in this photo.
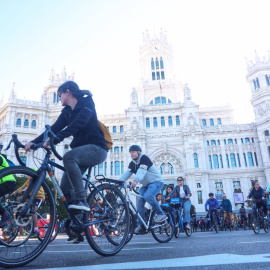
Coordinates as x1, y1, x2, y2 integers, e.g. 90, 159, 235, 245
170, 198, 192, 238
207, 209, 219, 233
247, 199, 269, 234
0, 125, 130, 268
119, 183, 175, 244
220, 211, 231, 232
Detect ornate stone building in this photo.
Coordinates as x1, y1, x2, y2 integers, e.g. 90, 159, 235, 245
0, 30, 269, 213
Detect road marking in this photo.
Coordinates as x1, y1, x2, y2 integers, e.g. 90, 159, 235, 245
34, 253, 270, 270
240, 241, 269, 244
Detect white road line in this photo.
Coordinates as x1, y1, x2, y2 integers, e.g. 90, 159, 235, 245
240, 241, 269, 244
34, 253, 270, 270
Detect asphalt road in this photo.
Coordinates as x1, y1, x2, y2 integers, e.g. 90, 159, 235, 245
5, 229, 270, 270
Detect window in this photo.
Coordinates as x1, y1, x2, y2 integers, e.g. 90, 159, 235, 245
265, 130, 269, 136
194, 153, 199, 168
209, 155, 212, 169
213, 155, 219, 169
146, 118, 150, 128
233, 181, 241, 187
120, 126, 124, 133
149, 96, 170, 105
226, 154, 230, 168
168, 163, 174, 174
217, 140, 220, 145
217, 118, 222, 125
197, 183, 201, 188
16, 118, 21, 126
230, 153, 237, 168
115, 161, 120, 175
114, 147, 119, 152
197, 191, 203, 204
234, 139, 237, 144
156, 72, 160, 80
98, 163, 103, 175
106, 126, 109, 131
160, 57, 164, 69
111, 162, 113, 175
228, 139, 233, 145
251, 137, 254, 143
243, 153, 247, 167
31, 120, 36, 128
176, 116, 180, 126
160, 163, 174, 175
211, 140, 216, 146
224, 139, 226, 145
153, 117, 158, 127
254, 152, 258, 166
168, 116, 173, 126
210, 119, 214, 126
121, 147, 123, 152
161, 117, 165, 127
237, 153, 241, 167
113, 126, 117, 133
241, 138, 243, 143
268, 146, 270, 158
256, 78, 260, 89
121, 161, 124, 174
207, 141, 209, 146
94, 166, 97, 176
202, 119, 206, 126
152, 72, 156, 80
104, 162, 107, 176
266, 75, 270, 86
155, 57, 159, 69
245, 138, 250, 143
161, 71, 165, 80
53, 92, 57, 103
247, 152, 254, 166
110, 147, 113, 152
20, 156, 27, 165
219, 155, 223, 168
24, 119, 29, 127
151, 58, 155, 70
215, 182, 223, 188
161, 97, 166, 104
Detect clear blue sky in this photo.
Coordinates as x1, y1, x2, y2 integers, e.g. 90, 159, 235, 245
1, 0, 270, 123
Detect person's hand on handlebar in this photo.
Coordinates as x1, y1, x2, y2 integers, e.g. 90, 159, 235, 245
130, 180, 138, 189
43, 137, 50, 148
25, 142, 34, 152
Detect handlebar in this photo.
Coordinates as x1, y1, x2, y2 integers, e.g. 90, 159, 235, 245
5, 125, 63, 166
128, 181, 139, 194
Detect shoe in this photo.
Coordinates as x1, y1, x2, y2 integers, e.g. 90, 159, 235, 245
154, 214, 167, 223
67, 234, 84, 244
185, 224, 190, 230
134, 225, 143, 234
30, 231, 40, 238
264, 216, 268, 220
0, 215, 12, 227
68, 200, 90, 211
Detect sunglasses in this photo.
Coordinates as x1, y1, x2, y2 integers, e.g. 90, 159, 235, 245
58, 90, 67, 97
177, 179, 183, 181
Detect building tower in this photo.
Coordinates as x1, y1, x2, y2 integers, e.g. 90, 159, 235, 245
246, 51, 270, 183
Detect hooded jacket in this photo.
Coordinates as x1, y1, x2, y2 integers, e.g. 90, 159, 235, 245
32, 95, 107, 150
221, 198, 232, 212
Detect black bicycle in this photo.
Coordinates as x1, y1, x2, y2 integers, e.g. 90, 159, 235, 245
0, 125, 130, 268
208, 209, 219, 233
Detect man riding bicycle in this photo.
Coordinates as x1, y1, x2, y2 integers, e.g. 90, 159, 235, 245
221, 194, 232, 226
205, 192, 220, 228
119, 145, 166, 234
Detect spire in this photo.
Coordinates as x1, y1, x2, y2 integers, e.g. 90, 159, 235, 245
184, 84, 192, 103
130, 87, 138, 107
9, 82, 16, 101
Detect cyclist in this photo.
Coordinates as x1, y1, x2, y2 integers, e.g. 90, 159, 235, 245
205, 193, 220, 229
221, 194, 232, 226
239, 205, 247, 227
246, 181, 268, 219
119, 145, 166, 234
0, 142, 17, 227
166, 176, 192, 230
156, 193, 163, 205
11, 168, 45, 237
25, 81, 108, 213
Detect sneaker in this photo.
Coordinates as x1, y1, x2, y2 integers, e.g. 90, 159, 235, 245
0, 215, 12, 227
134, 225, 143, 234
68, 200, 90, 211
264, 216, 268, 220
185, 223, 190, 230
67, 234, 84, 244
30, 231, 40, 238
154, 214, 167, 223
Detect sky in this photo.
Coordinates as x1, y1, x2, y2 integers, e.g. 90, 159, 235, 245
1, 0, 270, 124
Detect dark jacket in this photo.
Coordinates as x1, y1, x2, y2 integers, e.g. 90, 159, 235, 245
32, 95, 107, 150
169, 184, 192, 201
247, 187, 265, 200
239, 207, 246, 216
221, 199, 232, 212
205, 198, 220, 211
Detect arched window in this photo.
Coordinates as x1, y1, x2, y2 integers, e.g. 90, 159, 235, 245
213, 155, 219, 169
160, 163, 174, 175
146, 118, 150, 128
161, 117, 165, 127
266, 75, 270, 85
113, 126, 117, 133
115, 161, 120, 175
176, 116, 180, 126
160, 57, 164, 69
53, 92, 57, 103
168, 163, 174, 174
245, 138, 250, 143
155, 57, 159, 69
104, 162, 107, 176
228, 139, 233, 145
237, 153, 241, 167
151, 58, 155, 70
110, 147, 113, 152
149, 96, 171, 105
114, 147, 119, 152
153, 117, 158, 127
208, 156, 212, 169
219, 155, 223, 168
224, 139, 227, 145
210, 119, 214, 126
207, 141, 209, 146
202, 119, 206, 126
217, 118, 222, 125
152, 72, 156, 80
217, 140, 220, 145
121, 161, 124, 174
254, 152, 258, 166
265, 130, 270, 136
120, 126, 124, 133
98, 163, 103, 175
234, 139, 237, 144
253, 79, 257, 90
111, 162, 113, 175
121, 147, 123, 152
194, 153, 199, 168
168, 116, 173, 126
247, 152, 254, 166
24, 119, 29, 127
256, 78, 260, 88
243, 153, 247, 166
16, 118, 21, 126
161, 71, 165, 80
230, 153, 236, 168
31, 120, 36, 128
211, 140, 216, 146
226, 154, 230, 168
155, 97, 161, 104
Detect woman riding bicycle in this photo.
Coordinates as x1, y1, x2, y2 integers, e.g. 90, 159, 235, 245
24, 81, 108, 242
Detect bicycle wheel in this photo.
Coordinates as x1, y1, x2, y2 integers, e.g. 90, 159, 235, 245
84, 183, 129, 256
251, 211, 260, 234
185, 224, 192, 237
263, 218, 269, 233
151, 206, 174, 243
213, 215, 218, 233
37, 214, 60, 243
0, 166, 56, 268
174, 223, 180, 238
125, 210, 135, 244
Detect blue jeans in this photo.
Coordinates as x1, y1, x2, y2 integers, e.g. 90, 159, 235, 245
137, 182, 164, 226
182, 199, 191, 223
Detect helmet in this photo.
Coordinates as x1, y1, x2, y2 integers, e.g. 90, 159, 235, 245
208, 192, 214, 197
129, 145, 142, 152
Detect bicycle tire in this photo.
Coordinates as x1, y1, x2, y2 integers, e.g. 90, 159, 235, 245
84, 183, 129, 256
38, 217, 60, 243
125, 210, 135, 244
251, 211, 260, 234
151, 206, 174, 243
263, 218, 269, 233
185, 225, 192, 237
0, 166, 56, 268
174, 224, 180, 238
213, 215, 218, 233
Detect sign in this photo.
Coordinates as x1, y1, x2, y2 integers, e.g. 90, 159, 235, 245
233, 192, 244, 204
